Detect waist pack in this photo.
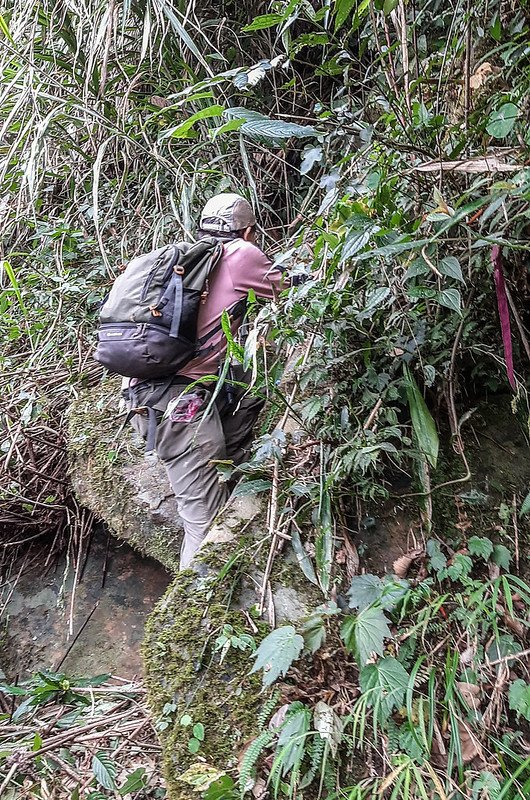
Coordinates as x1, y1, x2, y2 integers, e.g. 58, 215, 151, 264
94, 237, 225, 379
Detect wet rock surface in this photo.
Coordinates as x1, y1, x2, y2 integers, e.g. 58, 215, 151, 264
1, 530, 171, 680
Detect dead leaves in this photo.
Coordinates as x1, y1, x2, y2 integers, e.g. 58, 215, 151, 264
393, 547, 425, 579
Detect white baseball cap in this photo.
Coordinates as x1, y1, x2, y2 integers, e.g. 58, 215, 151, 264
200, 193, 256, 233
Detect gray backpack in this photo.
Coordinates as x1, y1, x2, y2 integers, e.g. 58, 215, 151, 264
94, 237, 225, 379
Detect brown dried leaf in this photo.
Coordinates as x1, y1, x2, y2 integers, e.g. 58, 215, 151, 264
457, 720, 484, 764
469, 62, 494, 90
393, 547, 424, 578
150, 95, 171, 108
456, 681, 481, 711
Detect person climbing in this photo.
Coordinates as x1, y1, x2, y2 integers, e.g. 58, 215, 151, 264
121, 193, 283, 569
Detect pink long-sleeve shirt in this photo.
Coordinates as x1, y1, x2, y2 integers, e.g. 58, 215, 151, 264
181, 238, 282, 380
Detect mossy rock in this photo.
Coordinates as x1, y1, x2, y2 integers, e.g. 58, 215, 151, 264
67, 379, 183, 573
143, 494, 323, 799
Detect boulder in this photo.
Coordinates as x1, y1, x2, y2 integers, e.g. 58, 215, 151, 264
67, 379, 183, 574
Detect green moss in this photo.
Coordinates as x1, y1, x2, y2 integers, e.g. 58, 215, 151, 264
143, 566, 271, 800
67, 380, 181, 573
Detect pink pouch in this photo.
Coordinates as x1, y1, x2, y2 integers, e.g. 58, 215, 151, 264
166, 391, 205, 423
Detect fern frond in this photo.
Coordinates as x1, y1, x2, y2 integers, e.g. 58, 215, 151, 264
239, 729, 273, 798
257, 689, 281, 730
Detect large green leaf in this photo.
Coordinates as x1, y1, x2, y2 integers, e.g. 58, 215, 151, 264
223, 107, 317, 140
242, 13, 283, 31
404, 365, 439, 467
360, 657, 410, 719
334, 0, 356, 30
161, 105, 224, 139
347, 574, 382, 610
250, 626, 304, 687
341, 607, 391, 666
486, 103, 519, 138
438, 256, 464, 283
92, 752, 117, 791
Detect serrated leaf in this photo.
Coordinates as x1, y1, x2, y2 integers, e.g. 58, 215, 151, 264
436, 287, 462, 313
438, 256, 464, 283
92, 752, 117, 791
404, 366, 439, 467
347, 574, 382, 610
119, 767, 147, 795
486, 103, 519, 138
341, 607, 391, 666
520, 490, 530, 517
360, 657, 410, 718
492, 544, 511, 570
468, 536, 494, 561
426, 539, 447, 574
302, 614, 326, 654
233, 479, 272, 497
509, 679, 530, 721
250, 626, 304, 687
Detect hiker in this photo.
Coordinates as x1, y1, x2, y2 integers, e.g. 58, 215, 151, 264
115, 193, 283, 569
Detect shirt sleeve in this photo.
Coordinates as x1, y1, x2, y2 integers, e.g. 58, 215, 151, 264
227, 240, 283, 300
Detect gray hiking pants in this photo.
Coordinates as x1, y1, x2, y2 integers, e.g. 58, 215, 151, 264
127, 372, 263, 569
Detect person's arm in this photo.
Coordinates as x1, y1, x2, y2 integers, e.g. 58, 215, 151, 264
227, 240, 284, 300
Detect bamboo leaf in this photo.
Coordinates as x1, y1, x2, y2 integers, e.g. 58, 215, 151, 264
404, 365, 439, 467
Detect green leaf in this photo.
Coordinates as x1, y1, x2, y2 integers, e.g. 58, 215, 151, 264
341, 607, 391, 666
291, 529, 319, 586
223, 107, 317, 140
193, 722, 205, 741
250, 626, 304, 687
486, 103, 519, 138
242, 13, 283, 31
334, 0, 356, 31
161, 105, 225, 139
468, 536, 493, 561
188, 737, 201, 753
426, 539, 447, 574
233, 479, 272, 497
404, 366, 439, 467
360, 657, 410, 718
509, 679, 530, 721
92, 752, 117, 791
119, 767, 147, 795
438, 256, 464, 283
492, 544, 511, 570
519, 490, 530, 517
346, 574, 382, 610
383, 0, 399, 13
436, 288, 461, 314
302, 614, 326, 654
180, 713, 193, 727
